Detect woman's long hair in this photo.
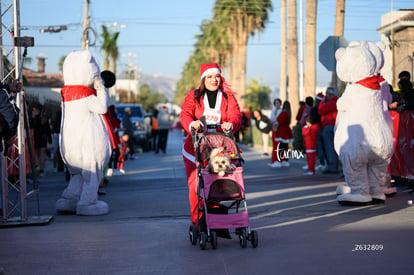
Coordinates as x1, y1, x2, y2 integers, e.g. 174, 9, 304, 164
283, 101, 292, 125
194, 75, 235, 105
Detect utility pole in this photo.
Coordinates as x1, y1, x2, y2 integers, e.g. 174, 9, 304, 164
81, 0, 90, 50
331, 0, 346, 93
279, 0, 287, 102
299, 0, 304, 101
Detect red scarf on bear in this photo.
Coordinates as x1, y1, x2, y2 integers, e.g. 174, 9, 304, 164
61, 85, 117, 150
354, 75, 384, 90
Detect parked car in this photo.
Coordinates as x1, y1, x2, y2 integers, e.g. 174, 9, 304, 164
116, 103, 152, 152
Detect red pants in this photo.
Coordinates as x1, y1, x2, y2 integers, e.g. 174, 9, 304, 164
183, 156, 200, 224
306, 151, 316, 172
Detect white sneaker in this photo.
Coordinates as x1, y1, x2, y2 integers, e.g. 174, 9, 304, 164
302, 164, 308, 170
120, 169, 126, 174
281, 161, 290, 167
269, 162, 282, 168
315, 164, 326, 171
113, 169, 122, 176
106, 168, 113, 177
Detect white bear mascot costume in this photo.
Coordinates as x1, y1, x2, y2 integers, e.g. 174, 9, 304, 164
334, 41, 394, 206
56, 50, 112, 215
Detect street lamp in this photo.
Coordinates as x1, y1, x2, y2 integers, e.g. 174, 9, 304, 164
122, 52, 138, 102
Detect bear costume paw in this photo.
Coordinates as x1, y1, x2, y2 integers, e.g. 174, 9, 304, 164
56, 197, 78, 214
336, 193, 372, 206
76, 200, 109, 216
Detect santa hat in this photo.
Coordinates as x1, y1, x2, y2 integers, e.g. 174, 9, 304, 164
315, 92, 324, 101
200, 63, 222, 80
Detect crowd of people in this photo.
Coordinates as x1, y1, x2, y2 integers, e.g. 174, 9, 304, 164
250, 70, 414, 182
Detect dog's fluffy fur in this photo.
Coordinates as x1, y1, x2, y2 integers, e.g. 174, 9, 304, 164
208, 147, 231, 176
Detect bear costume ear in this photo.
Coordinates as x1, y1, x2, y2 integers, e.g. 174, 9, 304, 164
376, 41, 386, 52
360, 40, 369, 49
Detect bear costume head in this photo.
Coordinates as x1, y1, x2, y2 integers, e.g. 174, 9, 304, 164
335, 40, 376, 83
63, 50, 100, 87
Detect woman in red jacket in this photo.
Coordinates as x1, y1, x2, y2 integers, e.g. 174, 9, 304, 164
180, 63, 242, 225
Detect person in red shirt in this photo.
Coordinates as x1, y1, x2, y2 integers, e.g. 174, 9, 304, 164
318, 87, 339, 173
302, 116, 320, 175
180, 63, 242, 225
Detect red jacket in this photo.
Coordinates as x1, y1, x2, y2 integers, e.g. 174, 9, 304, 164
180, 89, 241, 160
274, 111, 293, 143
302, 123, 320, 151
318, 96, 338, 128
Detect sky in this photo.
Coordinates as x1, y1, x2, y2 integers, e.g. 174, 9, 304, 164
6, 0, 413, 92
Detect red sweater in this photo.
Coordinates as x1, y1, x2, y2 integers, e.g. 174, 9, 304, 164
318, 96, 338, 128
302, 123, 320, 151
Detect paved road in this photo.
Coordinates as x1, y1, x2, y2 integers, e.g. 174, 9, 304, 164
1, 130, 413, 275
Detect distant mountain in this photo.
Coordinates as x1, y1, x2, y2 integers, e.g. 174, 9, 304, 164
139, 73, 178, 101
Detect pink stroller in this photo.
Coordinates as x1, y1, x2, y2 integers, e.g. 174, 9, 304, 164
189, 125, 258, 250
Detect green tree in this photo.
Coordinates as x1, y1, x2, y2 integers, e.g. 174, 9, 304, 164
139, 84, 168, 111
244, 78, 271, 110
175, 0, 272, 107
213, 0, 272, 107
101, 25, 120, 73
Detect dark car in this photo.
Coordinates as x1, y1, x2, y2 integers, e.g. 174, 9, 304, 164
116, 103, 152, 151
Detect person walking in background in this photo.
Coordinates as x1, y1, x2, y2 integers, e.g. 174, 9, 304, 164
30, 103, 52, 177
302, 116, 320, 175
299, 96, 314, 127
106, 105, 121, 176
117, 133, 130, 174
151, 109, 159, 152
308, 92, 326, 171
269, 100, 294, 168
269, 98, 282, 166
318, 87, 339, 174
122, 107, 138, 160
180, 62, 241, 226
295, 101, 306, 125
156, 106, 170, 154
51, 109, 65, 172
253, 109, 272, 156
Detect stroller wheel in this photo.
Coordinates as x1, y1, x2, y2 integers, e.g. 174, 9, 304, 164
189, 224, 197, 245
210, 231, 218, 249
238, 228, 247, 248
199, 232, 207, 250
250, 230, 259, 248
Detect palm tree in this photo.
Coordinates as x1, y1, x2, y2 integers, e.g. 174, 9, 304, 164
287, 0, 299, 122
101, 25, 120, 73
175, 18, 230, 104
280, 0, 287, 102
213, 0, 272, 108
304, 0, 317, 99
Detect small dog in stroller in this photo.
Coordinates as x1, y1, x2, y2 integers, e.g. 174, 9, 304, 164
208, 147, 233, 176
